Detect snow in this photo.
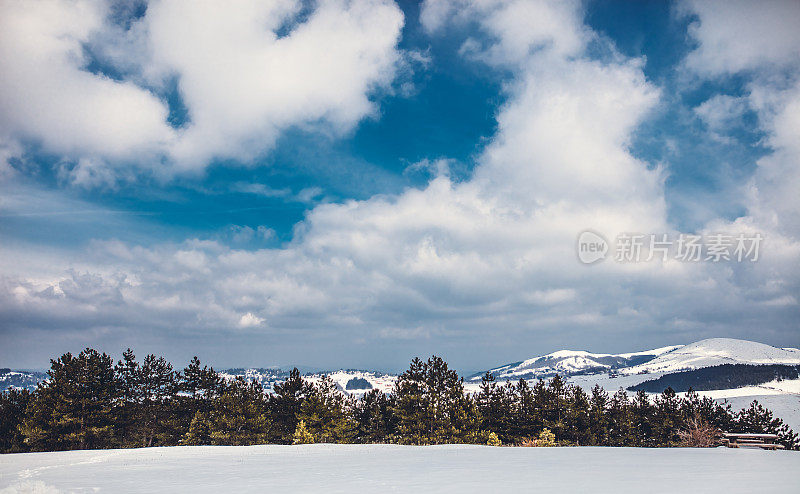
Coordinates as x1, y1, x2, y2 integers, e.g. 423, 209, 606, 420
0, 444, 798, 493
304, 370, 397, 396
621, 338, 800, 375
474, 345, 684, 382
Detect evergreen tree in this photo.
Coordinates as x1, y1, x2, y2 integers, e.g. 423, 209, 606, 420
513, 378, 544, 441
631, 390, 656, 447
0, 388, 31, 452
299, 376, 357, 443
544, 376, 569, 439
114, 351, 180, 447
588, 385, 609, 445
392, 356, 481, 444
292, 420, 315, 444
564, 385, 591, 445
21, 349, 117, 451
268, 368, 307, 443
191, 377, 271, 446
606, 389, 634, 446
184, 411, 213, 445
653, 388, 682, 446
736, 400, 799, 450
476, 372, 516, 444
137, 354, 180, 446
353, 389, 394, 443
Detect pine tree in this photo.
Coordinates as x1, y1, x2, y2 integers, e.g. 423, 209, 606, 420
293, 420, 315, 444
736, 400, 799, 450
607, 389, 634, 446
114, 351, 180, 447
21, 349, 117, 451
184, 410, 213, 445
392, 356, 481, 445
0, 388, 31, 452
631, 390, 656, 447
588, 384, 609, 445
513, 378, 543, 441
477, 372, 516, 444
268, 368, 307, 443
299, 376, 357, 443
353, 389, 394, 443
564, 384, 591, 445
204, 378, 271, 445
545, 376, 569, 439
654, 388, 682, 446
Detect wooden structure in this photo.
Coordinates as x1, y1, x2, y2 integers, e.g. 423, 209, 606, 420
722, 432, 784, 450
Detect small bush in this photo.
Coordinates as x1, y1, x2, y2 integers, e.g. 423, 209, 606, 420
486, 431, 501, 446
292, 420, 315, 445
519, 428, 556, 447
678, 416, 721, 447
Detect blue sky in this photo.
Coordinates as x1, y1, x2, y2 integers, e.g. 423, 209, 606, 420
1, 0, 799, 372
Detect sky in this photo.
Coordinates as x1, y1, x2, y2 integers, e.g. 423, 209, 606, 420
1, 0, 799, 373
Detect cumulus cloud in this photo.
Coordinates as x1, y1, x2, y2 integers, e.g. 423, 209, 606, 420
683, 1, 800, 238
142, 0, 405, 169
0, 0, 174, 172
0, 0, 406, 182
681, 0, 800, 76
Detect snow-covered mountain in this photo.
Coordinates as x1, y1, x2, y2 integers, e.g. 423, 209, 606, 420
619, 338, 800, 375
471, 338, 800, 383
468, 345, 681, 382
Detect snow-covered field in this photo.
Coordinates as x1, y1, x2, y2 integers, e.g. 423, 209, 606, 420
1, 444, 798, 493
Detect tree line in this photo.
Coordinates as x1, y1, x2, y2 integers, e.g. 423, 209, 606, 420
1, 349, 797, 453
629, 363, 800, 393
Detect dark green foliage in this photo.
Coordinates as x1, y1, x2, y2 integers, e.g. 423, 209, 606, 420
629, 364, 800, 393
353, 389, 395, 443
392, 356, 482, 445
21, 349, 117, 451
268, 368, 307, 444
0, 388, 30, 452
185, 377, 271, 446
2, 349, 798, 453
476, 372, 515, 444
299, 376, 356, 443
345, 377, 372, 390
736, 400, 799, 450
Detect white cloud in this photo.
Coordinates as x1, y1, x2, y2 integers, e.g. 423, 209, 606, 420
239, 312, 265, 328
681, 0, 800, 76
0, 0, 174, 166
694, 95, 748, 133
0, 0, 406, 182
142, 0, 405, 169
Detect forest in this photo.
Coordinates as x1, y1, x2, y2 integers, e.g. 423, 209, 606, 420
1, 348, 797, 453
628, 363, 800, 393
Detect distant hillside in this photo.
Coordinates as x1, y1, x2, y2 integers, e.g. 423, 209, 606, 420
469, 345, 681, 382
628, 364, 800, 393
0, 368, 47, 392
621, 338, 800, 375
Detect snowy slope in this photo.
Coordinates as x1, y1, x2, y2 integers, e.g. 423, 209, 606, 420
220, 368, 398, 396
469, 345, 681, 382
1, 444, 798, 494
0, 369, 47, 392
304, 370, 397, 396
620, 338, 800, 375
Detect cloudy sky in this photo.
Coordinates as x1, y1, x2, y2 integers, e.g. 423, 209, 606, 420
1, 0, 799, 372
